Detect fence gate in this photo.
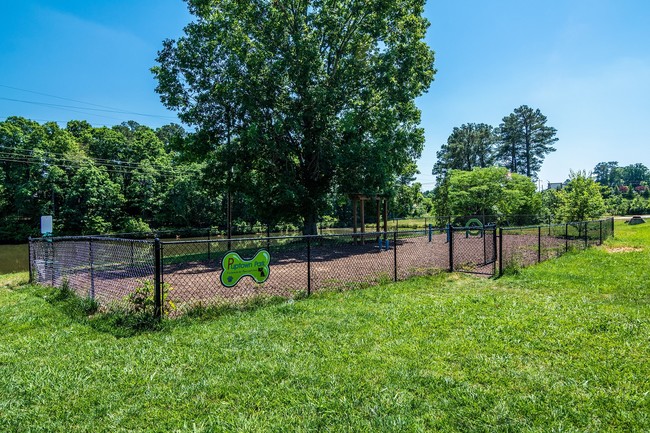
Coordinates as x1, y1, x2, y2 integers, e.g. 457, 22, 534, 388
449, 224, 497, 275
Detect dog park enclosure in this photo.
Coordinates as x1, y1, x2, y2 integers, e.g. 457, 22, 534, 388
29, 218, 614, 317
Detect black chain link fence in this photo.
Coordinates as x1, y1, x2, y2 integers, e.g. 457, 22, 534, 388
29, 218, 614, 318
29, 236, 154, 308
450, 225, 497, 275
498, 218, 615, 274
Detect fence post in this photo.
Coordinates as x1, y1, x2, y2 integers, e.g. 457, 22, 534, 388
89, 238, 95, 300
498, 227, 503, 276
483, 226, 487, 264
538, 225, 541, 263
154, 238, 162, 319
51, 240, 55, 287
393, 231, 398, 281
28, 237, 33, 284
428, 224, 432, 242
307, 236, 311, 297
599, 220, 603, 245
130, 239, 135, 267
207, 229, 211, 260
449, 227, 454, 272
493, 226, 497, 275
565, 223, 569, 253
611, 217, 615, 238
584, 222, 589, 249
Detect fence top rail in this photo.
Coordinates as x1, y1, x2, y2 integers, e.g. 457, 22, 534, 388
449, 223, 497, 230
28, 218, 612, 244
501, 225, 543, 231
30, 235, 154, 244
159, 230, 425, 245
499, 218, 610, 232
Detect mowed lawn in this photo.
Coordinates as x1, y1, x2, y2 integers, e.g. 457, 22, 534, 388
1, 222, 649, 432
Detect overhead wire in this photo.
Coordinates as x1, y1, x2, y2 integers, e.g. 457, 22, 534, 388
0, 145, 200, 178
0, 83, 179, 122
0, 97, 176, 121
0, 117, 114, 127
0, 84, 146, 112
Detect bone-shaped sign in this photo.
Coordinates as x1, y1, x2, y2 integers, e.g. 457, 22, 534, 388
220, 249, 271, 287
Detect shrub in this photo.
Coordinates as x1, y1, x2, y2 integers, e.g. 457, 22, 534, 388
120, 217, 151, 234
126, 280, 175, 317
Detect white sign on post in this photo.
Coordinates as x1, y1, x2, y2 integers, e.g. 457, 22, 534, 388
41, 215, 53, 235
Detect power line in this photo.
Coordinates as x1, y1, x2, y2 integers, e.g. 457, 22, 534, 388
0, 145, 151, 169
0, 155, 199, 178
0, 84, 139, 111
0, 97, 177, 121
0, 117, 114, 127
0, 84, 178, 120
0, 147, 200, 178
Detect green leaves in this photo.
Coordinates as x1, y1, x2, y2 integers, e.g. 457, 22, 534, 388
0, 117, 220, 239
497, 105, 558, 179
435, 167, 541, 222
153, 0, 435, 233
557, 170, 605, 222
433, 123, 496, 179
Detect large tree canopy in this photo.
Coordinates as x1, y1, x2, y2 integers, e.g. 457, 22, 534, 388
497, 105, 558, 179
432, 167, 541, 225
152, 0, 435, 234
432, 123, 496, 179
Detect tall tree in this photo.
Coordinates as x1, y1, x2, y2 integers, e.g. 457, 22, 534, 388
620, 163, 650, 187
152, 0, 435, 234
593, 161, 620, 188
497, 105, 558, 179
433, 123, 495, 178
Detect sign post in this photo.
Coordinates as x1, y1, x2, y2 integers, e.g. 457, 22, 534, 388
41, 215, 53, 236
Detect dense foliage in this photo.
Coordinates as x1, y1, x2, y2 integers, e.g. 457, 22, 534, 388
592, 161, 650, 215
432, 123, 496, 179
554, 170, 605, 222
432, 167, 541, 225
497, 105, 557, 178
0, 117, 221, 242
0, 116, 435, 242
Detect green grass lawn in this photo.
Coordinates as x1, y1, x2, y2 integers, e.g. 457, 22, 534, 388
1, 222, 649, 432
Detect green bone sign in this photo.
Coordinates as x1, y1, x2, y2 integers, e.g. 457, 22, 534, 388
220, 250, 271, 287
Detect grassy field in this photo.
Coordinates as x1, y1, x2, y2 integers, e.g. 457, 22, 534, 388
1, 222, 649, 432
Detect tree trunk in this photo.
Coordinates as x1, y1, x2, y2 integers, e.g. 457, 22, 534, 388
303, 212, 318, 236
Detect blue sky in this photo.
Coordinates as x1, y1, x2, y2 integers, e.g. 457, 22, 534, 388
1, 0, 649, 189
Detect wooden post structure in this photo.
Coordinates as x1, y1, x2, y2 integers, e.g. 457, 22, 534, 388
351, 194, 389, 244
352, 196, 358, 244
376, 198, 381, 243
383, 197, 388, 241
360, 197, 365, 245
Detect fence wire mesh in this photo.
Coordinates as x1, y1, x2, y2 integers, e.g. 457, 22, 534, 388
450, 225, 497, 275
29, 218, 614, 317
30, 237, 154, 308
499, 218, 614, 274
396, 229, 449, 280
161, 235, 309, 312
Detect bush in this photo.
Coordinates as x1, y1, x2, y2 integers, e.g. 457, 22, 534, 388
120, 217, 151, 234
126, 280, 175, 317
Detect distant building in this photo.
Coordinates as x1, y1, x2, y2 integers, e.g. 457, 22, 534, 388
547, 182, 564, 190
